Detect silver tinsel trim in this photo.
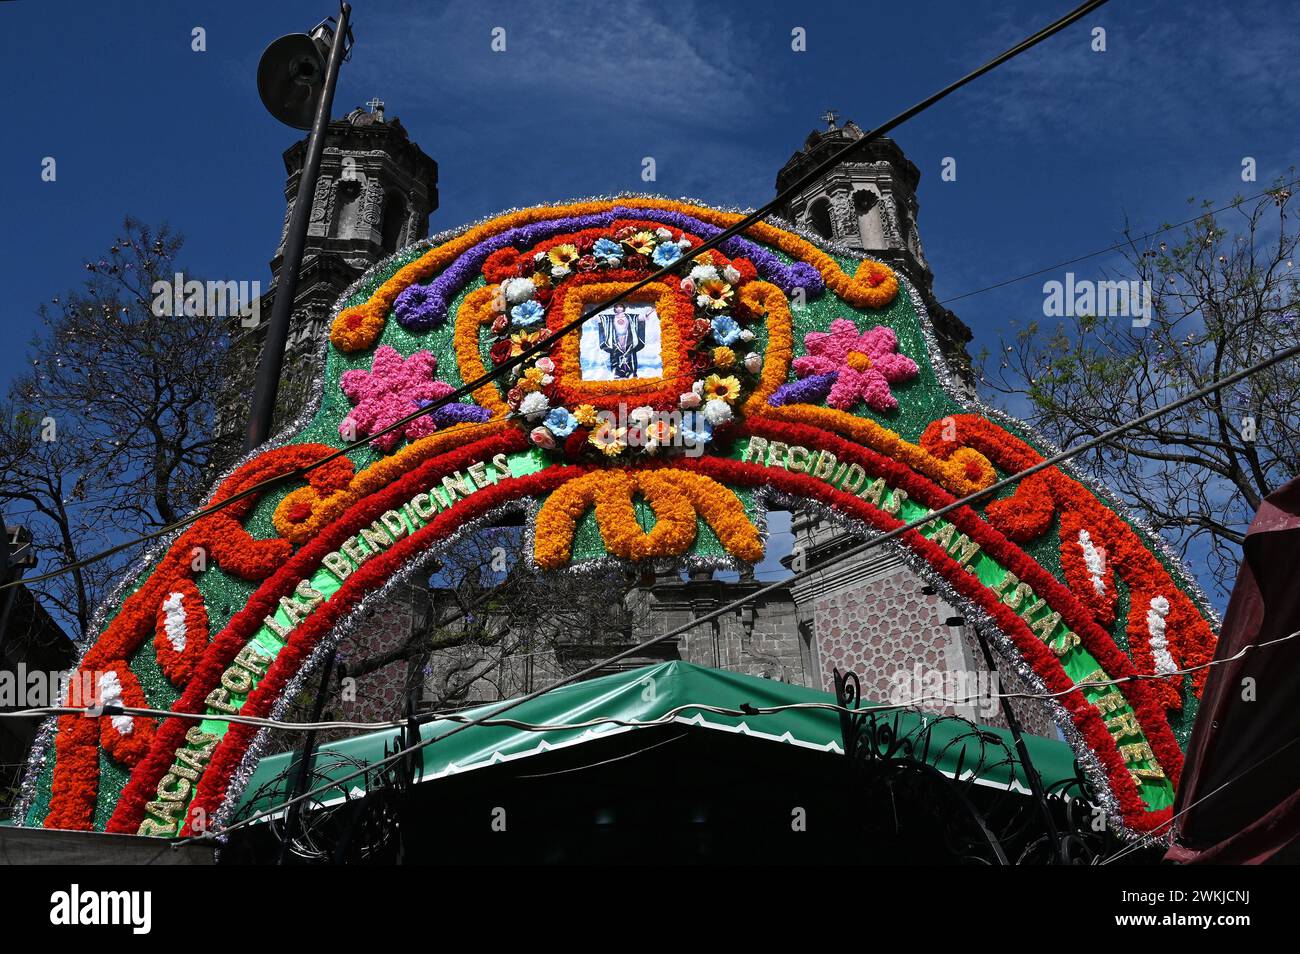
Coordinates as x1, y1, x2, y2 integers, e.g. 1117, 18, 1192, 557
758, 491, 1137, 837
211, 499, 538, 838
17, 195, 1206, 846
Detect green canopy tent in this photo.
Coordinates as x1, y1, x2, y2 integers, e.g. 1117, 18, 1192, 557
235, 661, 1079, 820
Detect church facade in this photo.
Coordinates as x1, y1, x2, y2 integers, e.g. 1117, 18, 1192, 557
222, 104, 1053, 737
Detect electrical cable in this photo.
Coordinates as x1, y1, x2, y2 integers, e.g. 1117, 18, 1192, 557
8, 626, 1292, 733
0, 0, 1113, 593
939, 176, 1300, 305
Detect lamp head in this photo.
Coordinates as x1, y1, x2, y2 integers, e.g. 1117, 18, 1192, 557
256, 22, 336, 129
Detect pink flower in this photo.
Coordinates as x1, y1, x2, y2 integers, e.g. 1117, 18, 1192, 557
339, 345, 454, 453
791, 318, 919, 412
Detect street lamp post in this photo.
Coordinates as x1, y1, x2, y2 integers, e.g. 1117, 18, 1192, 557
245, 2, 353, 451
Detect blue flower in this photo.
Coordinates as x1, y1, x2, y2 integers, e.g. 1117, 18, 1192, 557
679, 410, 713, 446
651, 242, 682, 267
511, 300, 546, 326
710, 315, 741, 346
593, 238, 623, 263
544, 407, 578, 438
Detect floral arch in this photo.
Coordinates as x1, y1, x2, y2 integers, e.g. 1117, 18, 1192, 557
18, 197, 1219, 838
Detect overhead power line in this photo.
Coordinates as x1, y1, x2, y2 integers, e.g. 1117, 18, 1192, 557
0, 0, 1113, 593
940, 176, 1300, 305
6, 626, 1293, 733
169, 0, 1158, 844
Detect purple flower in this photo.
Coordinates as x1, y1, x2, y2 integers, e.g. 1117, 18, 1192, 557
769, 372, 837, 407
421, 400, 493, 427
393, 283, 449, 331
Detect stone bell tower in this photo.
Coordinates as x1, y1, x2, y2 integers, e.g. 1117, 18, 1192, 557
774, 116, 1055, 736
215, 99, 439, 458
773, 112, 972, 388
261, 98, 439, 428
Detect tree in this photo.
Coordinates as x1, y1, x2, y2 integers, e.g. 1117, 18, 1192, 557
268, 525, 651, 752
981, 180, 1299, 602
0, 219, 233, 637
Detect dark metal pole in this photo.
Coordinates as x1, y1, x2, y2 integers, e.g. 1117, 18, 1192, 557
970, 624, 1066, 863
245, 1, 352, 451
277, 648, 337, 864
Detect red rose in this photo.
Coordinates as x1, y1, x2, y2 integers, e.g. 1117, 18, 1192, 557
577, 255, 598, 272
489, 339, 513, 364
563, 428, 589, 460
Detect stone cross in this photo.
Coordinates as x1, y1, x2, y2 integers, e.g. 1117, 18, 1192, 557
367, 97, 385, 115
821, 109, 839, 129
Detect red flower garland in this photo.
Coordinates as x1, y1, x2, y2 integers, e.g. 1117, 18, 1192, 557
920, 415, 1216, 697
727, 417, 1186, 831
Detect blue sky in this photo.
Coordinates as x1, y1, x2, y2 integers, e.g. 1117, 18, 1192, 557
1, 0, 1296, 597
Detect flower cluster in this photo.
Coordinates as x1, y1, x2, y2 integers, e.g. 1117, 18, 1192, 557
533, 466, 763, 569
339, 345, 490, 454
772, 319, 919, 413
328, 198, 900, 355
919, 413, 1217, 702
479, 222, 767, 459
44, 443, 343, 831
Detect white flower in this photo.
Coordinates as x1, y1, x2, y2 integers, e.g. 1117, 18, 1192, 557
654, 227, 673, 240
679, 391, 701, 409
629, 405, 655, 425
692, 380, 705, 396
689, 264, 719, 284
502, 277, 536, 305
518, 391, 551, 420
723, 265, 741, 284
550, 266, 570, 279
738, 329, 755, 342
676, 239, 693, 251
743, 353, 762, 373
702, 398, 733, 426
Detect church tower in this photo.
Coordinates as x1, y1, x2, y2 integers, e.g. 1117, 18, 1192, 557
262, 99, 438, 429
775, 117, 1053, 736
773, 113, 972, 387
216, 99, 438, 456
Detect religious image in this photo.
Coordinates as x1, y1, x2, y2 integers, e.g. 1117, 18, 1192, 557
578, 303, 663, 381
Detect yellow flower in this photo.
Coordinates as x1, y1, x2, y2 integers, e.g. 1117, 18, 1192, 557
523, 367, 547, 386
711, 346, 736, 368
574, 404, 599, 426
695, 251, 715, 267
624, 231, 656, 255
589, 421, 626, 456
547, 244, 579, 268
696, 279, 734, 311
703, 374, 741, 403
509, 330, 543, 356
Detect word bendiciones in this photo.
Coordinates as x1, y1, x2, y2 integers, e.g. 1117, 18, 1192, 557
138, 452, 513, 835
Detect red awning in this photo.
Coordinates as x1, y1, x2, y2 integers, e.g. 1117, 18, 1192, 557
1167, 475, 1300, 864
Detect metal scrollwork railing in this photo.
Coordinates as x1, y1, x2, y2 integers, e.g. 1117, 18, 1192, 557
832, 667, 1136, 865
